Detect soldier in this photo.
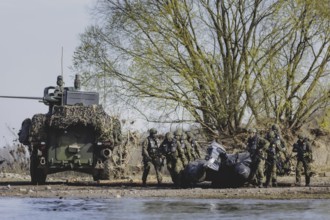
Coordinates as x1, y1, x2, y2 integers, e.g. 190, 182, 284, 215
174, 129, 183, 141
186, 131, 202, 160
179, 132, 194, 163
293, 134, 313, 186
174, 129, 190, 163
55, 75, 64, 93
51, 75, 65, 105
264, 131, 286, 187
266, 124, 287, 156
246, 128, 270, 187
43, 75, 65, 114
160, 132, 188, 186
141, 128, 163, 186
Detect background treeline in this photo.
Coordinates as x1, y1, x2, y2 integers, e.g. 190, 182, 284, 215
72, 0, 330, 139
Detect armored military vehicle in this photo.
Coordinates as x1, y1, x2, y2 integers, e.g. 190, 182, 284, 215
0, 75, 121, 184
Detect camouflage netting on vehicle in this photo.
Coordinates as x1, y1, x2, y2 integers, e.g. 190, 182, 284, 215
48, 105, 121, 146
29, 114, 47, 142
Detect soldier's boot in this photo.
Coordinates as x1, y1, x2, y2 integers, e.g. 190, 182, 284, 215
265, 174, 271, 188
265, 179, 271, 188
247, 176, 257, 187
295, 176, 301, 186
142, 172, 148, 187
272, 181, 277, 187
248, 180, 256, 187
156, 173, 163, 185
305, 176, 311, 187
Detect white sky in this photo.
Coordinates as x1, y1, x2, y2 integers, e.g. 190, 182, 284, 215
0, 0, 95, 147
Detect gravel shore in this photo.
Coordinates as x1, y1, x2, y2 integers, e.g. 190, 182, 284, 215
0, 173, 330, 200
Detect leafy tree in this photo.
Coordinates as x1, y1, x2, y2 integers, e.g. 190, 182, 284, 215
73, 0, 330, 138
254, 0, 330, 130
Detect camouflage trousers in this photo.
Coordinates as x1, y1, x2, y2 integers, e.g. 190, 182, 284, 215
265, 159, 277, 186
296, 159, 311, 186
142, 158, 163, 185
249, 159, 265, 186
166, 157, 185, 186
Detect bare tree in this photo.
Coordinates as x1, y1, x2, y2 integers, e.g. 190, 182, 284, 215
250, 0, 330, 130
73, 0, 330, 137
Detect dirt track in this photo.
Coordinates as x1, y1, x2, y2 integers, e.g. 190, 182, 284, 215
0, 173, 330, 200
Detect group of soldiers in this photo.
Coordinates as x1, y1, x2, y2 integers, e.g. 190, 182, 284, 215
141, 128, 201, 186
246, 124, 313, 188
142, 125, 313, 188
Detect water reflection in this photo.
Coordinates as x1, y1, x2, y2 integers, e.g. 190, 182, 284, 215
141, 199, 330, 219
0, 197, 329, 220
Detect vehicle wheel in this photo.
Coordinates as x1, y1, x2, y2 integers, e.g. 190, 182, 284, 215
101, 158, 112, 180
30, 154, 47, 185
30, 114, 47, 142
18, 118, 31, 145
93, 173, 101, 181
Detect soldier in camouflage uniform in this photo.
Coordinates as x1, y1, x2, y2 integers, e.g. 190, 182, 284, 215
266, 124, 287, 157
186, 131, 202, 160
174, 129, 190, 163
265, 131, 286, 187
160, 132, 188, 186
293, 134, 313, 186
246, 128, 270, 187
54, 75, 64, 96
174, 129, 183, 141
179, 132, 194, 163
141, 128, 163, 186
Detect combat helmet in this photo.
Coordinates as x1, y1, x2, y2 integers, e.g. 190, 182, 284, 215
186, 131, 193, 139
174, 129, 183, 136
149, 128, 157, 135
271, 124, 279, 132
181, 132, 187, 140
56, 75, 64, 87
298, 133, 304, 140
248, 128, 257, 134
166, 132, 174, 140
268, 130, 275, 139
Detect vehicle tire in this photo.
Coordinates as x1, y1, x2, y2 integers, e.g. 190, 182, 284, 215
30, 114, 47, 142
18, 118, 31, 145
101, 158, 112, 180
30, 154, 47, 185
93, 172, 101, 181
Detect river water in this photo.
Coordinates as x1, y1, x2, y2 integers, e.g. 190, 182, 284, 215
0, 197, 329, 220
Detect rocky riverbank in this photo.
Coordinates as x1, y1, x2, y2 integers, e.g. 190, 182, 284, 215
0, 173, 330, 200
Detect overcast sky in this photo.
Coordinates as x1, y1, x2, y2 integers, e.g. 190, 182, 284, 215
0, 0, 95, 147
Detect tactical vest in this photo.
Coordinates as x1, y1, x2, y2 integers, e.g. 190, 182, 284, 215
191, 140, 196, 148
247, 136, 258, 154
295, 140, 309, 159
162, 139, 178, 160
147, 137, 159, 157
180, 140, 189, 157
267, 140, 278, 160
180, 140, 185, 149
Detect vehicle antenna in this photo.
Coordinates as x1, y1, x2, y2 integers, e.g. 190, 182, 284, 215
61, 47, 64, 106
61, 47, 63, 77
